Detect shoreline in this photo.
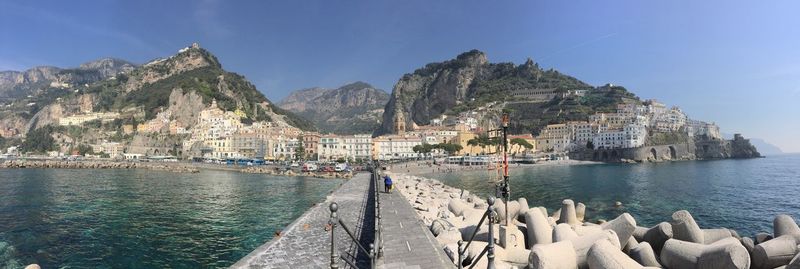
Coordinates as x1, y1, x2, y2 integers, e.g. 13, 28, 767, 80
386, 159, 603, 177
0, 159, 358, 179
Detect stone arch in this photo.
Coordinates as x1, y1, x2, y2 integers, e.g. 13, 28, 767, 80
602, 151, 609, 161
669, 146, 677, 160
650, 148, 658, 161
611, 150, 619, 160
593, 151, 599, 161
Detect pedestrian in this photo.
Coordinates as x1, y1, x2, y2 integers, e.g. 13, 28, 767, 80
383, 175, 393, 193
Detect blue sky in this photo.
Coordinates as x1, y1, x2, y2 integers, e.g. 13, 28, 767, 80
1, 0, 798, 152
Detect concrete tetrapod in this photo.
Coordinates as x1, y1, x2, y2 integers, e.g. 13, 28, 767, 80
576, 202, 586, 222
449, 199, 471, 217
587, 239, 659, 269
636, 223, 673, 255
493, 200, 521, 225
529, 240, 578, 269
525, 208, 553, 247
553, 223, 579, 242
558, 199, 580, 226
774, 214, 800, 238
751, 234, 800, 269
629, 242, 662, 268
601, 213, 637, 249
670, 210, 705, 244
571, 230, 621, 269
660, 237, 750, 269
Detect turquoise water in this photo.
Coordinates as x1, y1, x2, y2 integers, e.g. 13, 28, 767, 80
0, 169, 342, 268
429, 154, 800, 237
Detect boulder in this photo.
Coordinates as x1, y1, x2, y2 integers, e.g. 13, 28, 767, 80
557, 199, 580, 226
525, 208, 553, 247
600, 213, 637, 248
587, 239, 649, 269
570, 230, 621, 269
774, 214, 800, 238
671, 210, 704, 243
660, 237, 750, 269
751, 234, 800, 269
576, 202, 586, 222
553, 223, 579, 242
629, 242, 662, 268
529, 240, 578, 269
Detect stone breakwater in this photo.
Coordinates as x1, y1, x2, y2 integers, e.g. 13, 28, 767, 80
241, 166, 353, 179
389, 172, 800, 269
0, 160, 199, 173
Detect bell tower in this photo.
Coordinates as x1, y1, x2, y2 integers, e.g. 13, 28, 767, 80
394, 110, 406, 135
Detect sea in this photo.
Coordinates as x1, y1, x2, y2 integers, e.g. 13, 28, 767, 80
428, 154, 800, 239
0, 169, 342, 268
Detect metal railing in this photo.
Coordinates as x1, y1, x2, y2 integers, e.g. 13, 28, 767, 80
457, 197, 497, 269
328, 163, 383, 269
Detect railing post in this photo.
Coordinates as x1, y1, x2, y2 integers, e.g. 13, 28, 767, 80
457, 240, 464, 269
487, 198, 496, 269
329, 202, 339, 269
370, 243, 375, 269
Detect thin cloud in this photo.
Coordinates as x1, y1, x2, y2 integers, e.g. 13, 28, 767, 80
538, 32, 619, 62
0, 2, 158, 55
194, 0, 233, 38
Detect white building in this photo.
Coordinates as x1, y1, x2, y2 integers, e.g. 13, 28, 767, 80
373, 135, 423, 160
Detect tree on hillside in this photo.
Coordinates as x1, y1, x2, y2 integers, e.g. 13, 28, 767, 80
295, 135, 305, 161
21, 125, 58, 153
433, 143, 463, 156
510, 138, 534, 155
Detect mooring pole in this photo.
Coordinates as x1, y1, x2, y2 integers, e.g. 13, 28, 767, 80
501, 113, 510, 226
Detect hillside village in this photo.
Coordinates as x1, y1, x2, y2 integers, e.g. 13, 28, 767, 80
0, 45, 749, 163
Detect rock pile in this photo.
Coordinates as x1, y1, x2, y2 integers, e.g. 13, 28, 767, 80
0, 160, 199, 173
389, 172, 800, 269
241, 166, 353, 179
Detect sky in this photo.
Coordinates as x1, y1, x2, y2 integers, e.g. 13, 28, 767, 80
1, 0, 798, 152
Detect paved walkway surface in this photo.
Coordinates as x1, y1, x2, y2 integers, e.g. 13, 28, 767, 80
230, 173, 373, 269
377, 185, 453, 269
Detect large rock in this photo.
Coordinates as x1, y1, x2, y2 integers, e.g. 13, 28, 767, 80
557, 199, 580, 226
751, 234, 800, 269
529, 240, 578, 269
525, 208, 553, 247
587, 239, 649, 269
600, 213, 637, 248
774, 214, 800, 238
660, 237, 750, 269
671, 210, 704, 243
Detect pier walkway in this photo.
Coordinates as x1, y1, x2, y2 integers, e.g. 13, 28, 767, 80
230, 170, 452, 269
376, 184, 453, 269
230, 173, 374, 269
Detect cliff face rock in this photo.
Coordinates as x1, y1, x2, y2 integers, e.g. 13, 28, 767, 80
378, 50, 592, 135
694, 134, 761, 159
0, 59, 135, 100
279, 81, 389, 134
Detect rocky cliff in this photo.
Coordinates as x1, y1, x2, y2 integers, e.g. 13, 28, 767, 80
377, 50, 629, 135
0, 59, 135, 100
2, 44, 315, 155
279, 81, 389, 134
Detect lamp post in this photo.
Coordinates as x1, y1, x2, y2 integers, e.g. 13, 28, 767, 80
501, 113, 510, 226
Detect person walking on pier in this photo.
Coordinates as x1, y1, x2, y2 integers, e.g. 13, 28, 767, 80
383, 175, 393, 193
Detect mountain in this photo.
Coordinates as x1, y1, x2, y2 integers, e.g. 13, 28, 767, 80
279, 81, 389, 134
0, 58, 135, 101
378, 49, 639, 135
0, 43, 315, 155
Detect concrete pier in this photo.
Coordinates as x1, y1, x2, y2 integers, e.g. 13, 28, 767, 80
230, 173, 373, 268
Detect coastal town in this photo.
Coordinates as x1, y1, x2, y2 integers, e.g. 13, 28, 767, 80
1, 91, 723, 165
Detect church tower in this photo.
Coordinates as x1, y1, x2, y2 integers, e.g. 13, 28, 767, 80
394, 110, 406, 135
